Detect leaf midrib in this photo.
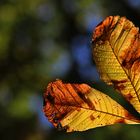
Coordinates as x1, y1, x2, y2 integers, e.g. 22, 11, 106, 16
108, 40, 140, 104
54, 102, 136, 121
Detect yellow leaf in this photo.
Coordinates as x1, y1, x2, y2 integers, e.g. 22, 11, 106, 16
43, 80, 140, 132
92, 16, 140, 113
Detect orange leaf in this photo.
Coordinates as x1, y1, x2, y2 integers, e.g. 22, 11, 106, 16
43, 80, 140, 132
43, 15, 140, 132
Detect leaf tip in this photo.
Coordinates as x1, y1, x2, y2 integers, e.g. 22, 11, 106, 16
92, 15, 120, 43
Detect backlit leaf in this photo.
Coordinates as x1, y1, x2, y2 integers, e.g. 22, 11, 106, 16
43, 80, 140, 132
92, 16, 140, 113
43, 16, 140, 132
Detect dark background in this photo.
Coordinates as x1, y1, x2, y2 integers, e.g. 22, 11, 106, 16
0, 0, 140, 140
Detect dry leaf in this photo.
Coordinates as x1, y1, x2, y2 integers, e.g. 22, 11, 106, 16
43, 80, 140, 132
43, 16, 140, 132
92, 16, 140, 113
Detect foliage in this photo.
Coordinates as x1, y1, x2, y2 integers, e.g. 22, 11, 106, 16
43, 16, 140, 132
1, 0, 140, 140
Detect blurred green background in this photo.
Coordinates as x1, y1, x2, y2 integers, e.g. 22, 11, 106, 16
1, 0, 140, 140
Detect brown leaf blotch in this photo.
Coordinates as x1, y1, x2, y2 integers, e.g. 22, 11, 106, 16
85, 97, 95, 109
46, 92, 55, 104
93, 16, 120, 43
43, 98, 46, 106
90, 114, 95, 121
115, 118, 125, 124
111, 79, 127, 90
124, 111, 140, 123
57, 122, 69, 132
111, 79, 127, 84
43, 80, 92, 128
122, 57, 140, 70
124, 93, 133, 101
120, 32, 140, 70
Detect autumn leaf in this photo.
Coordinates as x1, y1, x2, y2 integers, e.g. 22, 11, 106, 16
43, 80, 140, 132
92, 16, 140, 113
43, 16, 140, 132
